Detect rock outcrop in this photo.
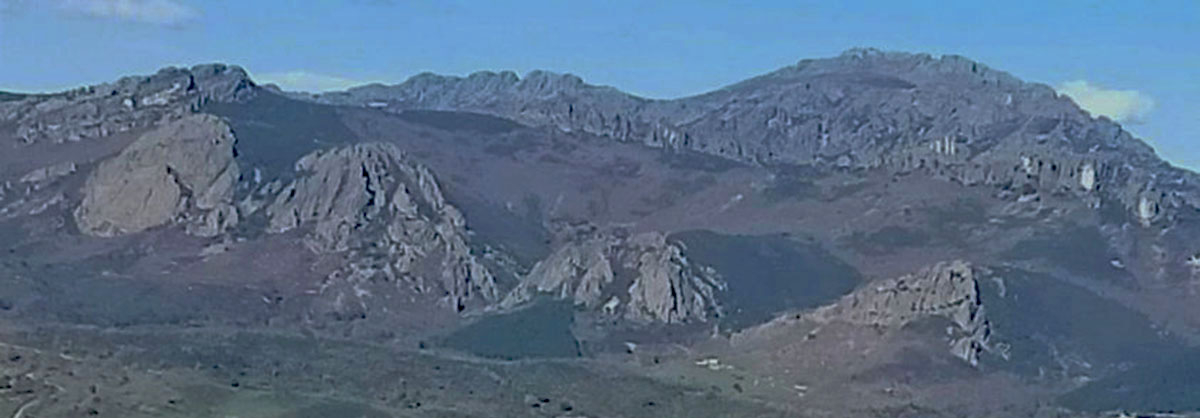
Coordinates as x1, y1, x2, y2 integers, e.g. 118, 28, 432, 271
74, 114, 240, 237
0, 64, 254, 144
264, 143, 499, 312
502, 228, 725, 324
812, 260, 996, 366
67, 113, 501, 313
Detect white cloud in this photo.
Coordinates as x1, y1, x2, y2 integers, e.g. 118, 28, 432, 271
57, 0, 198, 25
1057, 80, 1156, 124
255, 71, 377, 92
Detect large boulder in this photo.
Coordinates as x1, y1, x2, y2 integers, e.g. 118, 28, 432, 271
74, 114, 240, 237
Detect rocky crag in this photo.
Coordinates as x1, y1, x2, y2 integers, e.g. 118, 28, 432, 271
263, 143, 499, 313
501, 226, 725, 324
810, 260, 998, 366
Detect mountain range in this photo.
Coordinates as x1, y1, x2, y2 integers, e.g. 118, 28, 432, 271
1, 48, 1198, 417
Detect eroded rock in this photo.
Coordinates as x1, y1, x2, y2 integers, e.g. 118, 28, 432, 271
502, 228, 725, 324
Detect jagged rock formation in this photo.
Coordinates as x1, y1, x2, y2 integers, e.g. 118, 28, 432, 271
502, 228, 725, 324
308, 48, 1198, 234
264, 143, 499, 312
74, 114, 240, 237
0, 64, 254, 144
812, 260, 997, 366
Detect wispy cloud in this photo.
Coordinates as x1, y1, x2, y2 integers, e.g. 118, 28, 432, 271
1057, 80, 1156, 124
57, 0, 199, 25
255, 71, 378, 92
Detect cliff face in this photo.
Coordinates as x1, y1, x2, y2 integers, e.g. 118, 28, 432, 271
501, 228, 725, 324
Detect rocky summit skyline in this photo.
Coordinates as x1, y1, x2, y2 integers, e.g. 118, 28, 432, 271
2, 0, 1197, 170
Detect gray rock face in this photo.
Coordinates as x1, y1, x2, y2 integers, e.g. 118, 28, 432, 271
264, 143, 498, 312
812, 260, 996, 366
308, 48, 1197, 234
74, 114, 240, 237
0, 64, 254, 144
502, 228, 725, 324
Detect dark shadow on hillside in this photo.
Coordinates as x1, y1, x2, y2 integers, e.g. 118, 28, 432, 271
843, 226, 931, 255
671, 230, 861, 329
1059, 348, 1200, 413
204, 92, 358, 177
446, 191, 551, 271
396, 110, 525, 134
1003, 225, 1134, 285
0, 261, 274, 328
977, 266, 1191, 413
440, 299, 580, 360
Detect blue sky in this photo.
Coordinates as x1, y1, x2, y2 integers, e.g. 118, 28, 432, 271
1, 0, 1196, 170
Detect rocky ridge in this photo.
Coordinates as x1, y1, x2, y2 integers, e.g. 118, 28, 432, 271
501, 227, 725, 324
263, 143, 499, 313
308, 49, 1198, 250
0, 64, 254, 144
